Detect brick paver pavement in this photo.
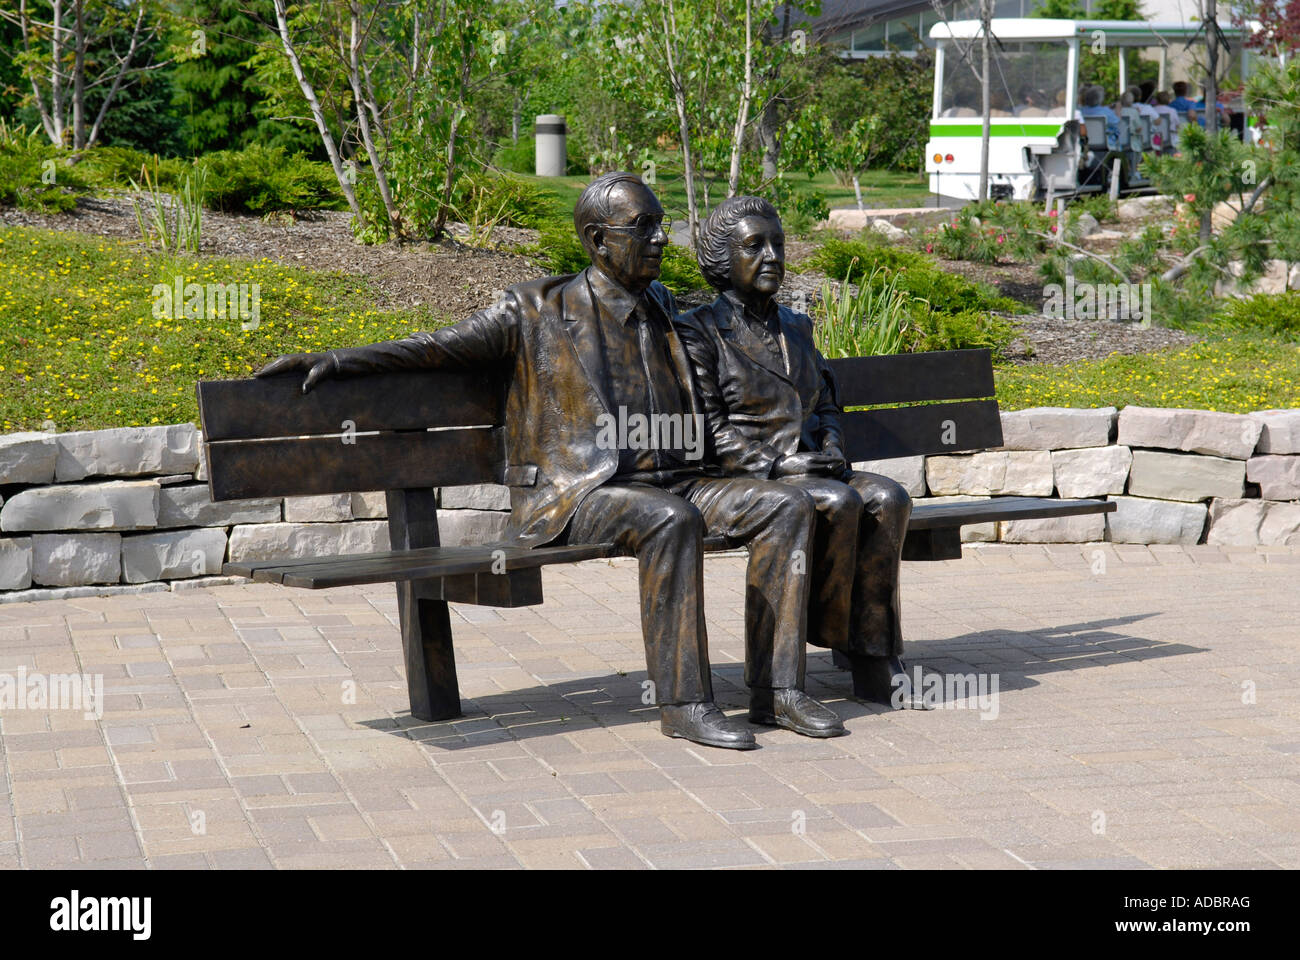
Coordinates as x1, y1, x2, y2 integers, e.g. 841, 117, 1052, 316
1, 543, 1298, 870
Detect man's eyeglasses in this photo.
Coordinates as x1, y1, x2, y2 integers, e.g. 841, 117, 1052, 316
602, 215, 666, 240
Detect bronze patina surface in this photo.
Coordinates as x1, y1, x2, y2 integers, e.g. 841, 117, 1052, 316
676, 196, 924, 709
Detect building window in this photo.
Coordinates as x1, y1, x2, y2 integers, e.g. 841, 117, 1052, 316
854, 21, 888, 51
887, 17, 924, 48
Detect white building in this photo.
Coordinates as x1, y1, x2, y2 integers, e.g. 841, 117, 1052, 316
802, 0, 1223, 56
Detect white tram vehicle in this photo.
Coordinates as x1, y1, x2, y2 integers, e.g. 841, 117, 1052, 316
925, 18, 1255, 202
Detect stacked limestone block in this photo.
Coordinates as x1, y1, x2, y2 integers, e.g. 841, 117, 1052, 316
1210, 410, 1300, 545
0, 423, 512, 598
856, 406, 1300, 546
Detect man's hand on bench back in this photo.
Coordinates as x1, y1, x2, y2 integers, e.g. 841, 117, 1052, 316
255, 352, 336, 394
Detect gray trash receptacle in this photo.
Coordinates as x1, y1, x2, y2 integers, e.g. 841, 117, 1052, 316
535, 114, 566, 177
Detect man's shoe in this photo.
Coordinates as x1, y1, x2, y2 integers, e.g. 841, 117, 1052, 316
849, 654, 933, 710
661, 702, 758, 750
749, 688, 847, 738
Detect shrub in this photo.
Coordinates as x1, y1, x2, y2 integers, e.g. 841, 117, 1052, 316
801, 234, 917, 279
897, 263, 1026, 316
765, 178, 830, 237
1218, 292, 1300, 340
76, 146, 186, 192
495, 137, 536, 175
0, 123, 90, 212
801, 235, 1020, 357
919, 200, 1061, 264
910, 307, 1016, 355
657, 243, 706, 294
1070, 193, 1117, 223
801, 236, 1025, 315
196, 144, 343, 214
524, 218, 589, 274
493, 134, 585, 176
451, 171, 560, 230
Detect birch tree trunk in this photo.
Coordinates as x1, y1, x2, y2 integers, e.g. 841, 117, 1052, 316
660, 0, 699, 251
348, 2, 401, 236
271, 0, 362, 221
433, 46, 474, 239
86, 4, 148, 149
15, 0, 59, 143
726, 0, 753, 197
51, 0, 66, 145
72, 0, 85, 149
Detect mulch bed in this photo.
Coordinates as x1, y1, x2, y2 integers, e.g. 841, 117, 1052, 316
2, 193, 1200, 363
933, 256, 1201, 364
1, 194, 540, 317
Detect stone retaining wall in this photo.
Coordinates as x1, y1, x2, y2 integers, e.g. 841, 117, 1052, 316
2, 407, 1298, 599
855, 405, 1300, 547
0, 424, 509, 601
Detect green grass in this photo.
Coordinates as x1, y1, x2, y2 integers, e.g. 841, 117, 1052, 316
5, 224, 1296, 434
0, 227, 450, 432
511, 161, 930, 225
804, 168, 933, 211
995, 333, 1300, 413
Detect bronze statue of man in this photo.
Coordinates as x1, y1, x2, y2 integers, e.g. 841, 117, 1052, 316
675, 195, 926, 708
256, 173, 845, 747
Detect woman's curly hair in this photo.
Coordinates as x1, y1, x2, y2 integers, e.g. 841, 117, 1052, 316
697, 195, 780, 291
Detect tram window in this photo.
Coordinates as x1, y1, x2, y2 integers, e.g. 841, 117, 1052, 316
938, 40, 1070, 118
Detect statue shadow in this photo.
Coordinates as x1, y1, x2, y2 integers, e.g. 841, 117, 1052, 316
359, 612, 1204, 749
810, 612, 1206, 721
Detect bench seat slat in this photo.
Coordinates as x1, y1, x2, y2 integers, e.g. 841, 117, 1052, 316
841, 399, 1003, 460
222, 543, 570, 577
234, 543, 617, 587
827, 349, 995, 407
909, 496, 1116, 530
206, 428, 501, 500
226, 536, 736, 589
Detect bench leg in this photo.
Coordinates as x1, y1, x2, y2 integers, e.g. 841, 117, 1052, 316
395, 580, 462, 722
386, 488, 461, 722
902, 527, 962, 562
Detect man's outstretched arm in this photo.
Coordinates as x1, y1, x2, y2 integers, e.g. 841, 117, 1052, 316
255, 295, 517, 392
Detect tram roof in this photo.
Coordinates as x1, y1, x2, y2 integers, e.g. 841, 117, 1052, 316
929, 18, 1247, 44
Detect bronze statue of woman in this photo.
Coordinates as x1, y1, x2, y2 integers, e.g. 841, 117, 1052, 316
675, 196, 928, 709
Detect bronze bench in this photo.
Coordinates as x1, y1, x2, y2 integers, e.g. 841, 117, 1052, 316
197, 347, 1114, 721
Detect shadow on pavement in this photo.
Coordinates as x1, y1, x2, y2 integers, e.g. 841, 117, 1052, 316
358, 612, 1202, 749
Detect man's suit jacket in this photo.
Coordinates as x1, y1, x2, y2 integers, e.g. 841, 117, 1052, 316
675, 294, 845, 478
325, 268, 702, 547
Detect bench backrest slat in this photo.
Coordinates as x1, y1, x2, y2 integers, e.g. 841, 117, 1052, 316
826, 349, 995, 407
204, 428, 501, 501
840, 400, 1002, 460
198, 370, 498, 441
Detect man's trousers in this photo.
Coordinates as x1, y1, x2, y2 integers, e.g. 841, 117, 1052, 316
558, 477, 816, 703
